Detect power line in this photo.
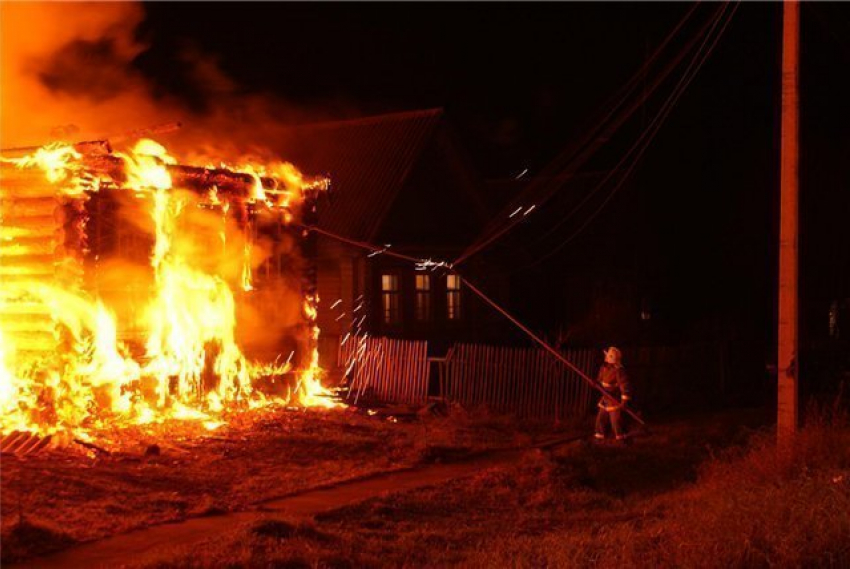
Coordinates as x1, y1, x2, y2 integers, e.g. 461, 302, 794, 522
532, 3, 729, 245
300, 224, 424, 265
518, 2, 740, 271
453, 3, 730, 268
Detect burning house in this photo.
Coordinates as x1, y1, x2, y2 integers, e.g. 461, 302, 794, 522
0, 136, 339, 440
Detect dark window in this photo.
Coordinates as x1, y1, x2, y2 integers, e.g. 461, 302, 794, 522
640, 297, 651, 321
829, 300, 839, 338
415, 274, 431, 321
381, 273, 400, 325
446, 274, 461, 320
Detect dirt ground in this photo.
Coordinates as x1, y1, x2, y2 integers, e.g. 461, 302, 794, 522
0, 404, 563, 563
9, 405, 848, 569
108, 406, 849, 568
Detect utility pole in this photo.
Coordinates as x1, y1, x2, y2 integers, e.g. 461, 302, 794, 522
778, 0, 800, 442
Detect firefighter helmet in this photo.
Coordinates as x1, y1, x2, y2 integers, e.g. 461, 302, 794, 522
603, 346, 622, 364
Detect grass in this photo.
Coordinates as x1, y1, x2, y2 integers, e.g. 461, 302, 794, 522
124, 406, 850, 569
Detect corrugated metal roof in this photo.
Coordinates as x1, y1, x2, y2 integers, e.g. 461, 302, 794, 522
276, 108, 443, 242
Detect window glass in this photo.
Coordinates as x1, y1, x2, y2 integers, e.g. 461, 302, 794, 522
415, 274, 431, 321
446, 274, 461, 320
381, 274, 400, 324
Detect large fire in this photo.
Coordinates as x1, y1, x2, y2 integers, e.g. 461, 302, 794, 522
0, 138, 338, 440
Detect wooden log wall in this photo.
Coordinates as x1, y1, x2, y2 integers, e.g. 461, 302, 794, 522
1, 165, 85, 357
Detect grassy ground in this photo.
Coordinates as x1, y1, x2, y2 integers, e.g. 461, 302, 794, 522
122, 406, 850, 569
1, 404, 558, 563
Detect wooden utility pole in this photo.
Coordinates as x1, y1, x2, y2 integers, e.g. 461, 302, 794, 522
778, 0, 800, 442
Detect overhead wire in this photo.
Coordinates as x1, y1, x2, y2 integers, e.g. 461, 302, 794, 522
532, 3, 728, 245
453, 3, 706, 266
300, 224, 424, 265
518, 1, 740, 271
453, 2, 728, 268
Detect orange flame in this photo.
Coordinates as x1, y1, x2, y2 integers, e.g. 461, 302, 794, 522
0, 138, 336, 438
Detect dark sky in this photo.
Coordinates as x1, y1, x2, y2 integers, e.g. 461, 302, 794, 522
138, 2, 850, 345
139, 2, 699, 174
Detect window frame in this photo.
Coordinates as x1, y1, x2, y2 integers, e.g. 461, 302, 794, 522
446, 273, 462, 321
380, 272, 401, 326
414, 273, 432, 322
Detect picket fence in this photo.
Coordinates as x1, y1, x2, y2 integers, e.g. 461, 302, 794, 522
441, 343, 597, 420
337, 335, 430, 404
338, 336, 597, 420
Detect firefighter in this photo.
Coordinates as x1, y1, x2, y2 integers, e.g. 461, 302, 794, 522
594, 346, 632, 442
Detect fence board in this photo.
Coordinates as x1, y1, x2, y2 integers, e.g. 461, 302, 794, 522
338, 335, 430, 405
441, 343, 597, 422
339, 336, 601, 419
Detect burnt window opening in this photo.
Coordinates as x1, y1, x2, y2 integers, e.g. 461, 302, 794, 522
415, 273, 431, 321
446, 274, 461, 321
381, 273, 400, 325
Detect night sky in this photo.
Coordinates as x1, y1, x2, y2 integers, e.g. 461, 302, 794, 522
137, 2, 850, 351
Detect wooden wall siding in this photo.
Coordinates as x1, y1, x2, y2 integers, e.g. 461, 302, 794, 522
338, 335, 430, 404
316, 239, 359, 336
442, 344, 597, 421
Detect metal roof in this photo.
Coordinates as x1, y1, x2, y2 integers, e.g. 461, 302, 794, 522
276, 108, 444, 242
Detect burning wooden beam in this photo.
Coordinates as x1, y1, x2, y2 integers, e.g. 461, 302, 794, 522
81, 155, 280, 198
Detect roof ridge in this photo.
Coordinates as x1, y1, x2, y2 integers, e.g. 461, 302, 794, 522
365, 113, 442, 242
288, 108, 443, 131
295, 107, 443, 241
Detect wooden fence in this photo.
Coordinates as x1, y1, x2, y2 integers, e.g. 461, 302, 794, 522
440, 343, 597, 421
336, 336, 726, 419
337, 336, 430, 404
337, 336, 598, 420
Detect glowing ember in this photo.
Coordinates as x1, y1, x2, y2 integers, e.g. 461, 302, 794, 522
0, 139, 338, 438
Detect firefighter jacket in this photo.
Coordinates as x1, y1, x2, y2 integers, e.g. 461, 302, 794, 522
597, 363, 631, 411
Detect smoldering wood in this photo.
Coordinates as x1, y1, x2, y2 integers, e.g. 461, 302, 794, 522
167, 164, 280, 196
73, 437, 111, 456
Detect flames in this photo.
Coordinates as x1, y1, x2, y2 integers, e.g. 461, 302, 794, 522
7, 143, 83, 186
0, 139, 339, 439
